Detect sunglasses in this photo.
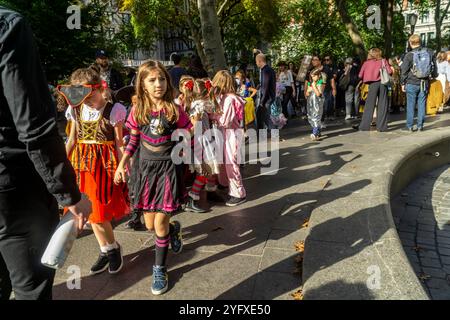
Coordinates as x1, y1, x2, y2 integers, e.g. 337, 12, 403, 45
57, 82, 106, 106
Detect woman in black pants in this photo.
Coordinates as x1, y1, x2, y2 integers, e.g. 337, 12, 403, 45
277, 61, 297, 119
358, 48, 393, 132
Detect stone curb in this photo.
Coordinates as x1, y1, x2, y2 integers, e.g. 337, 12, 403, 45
303, 128, 450, 300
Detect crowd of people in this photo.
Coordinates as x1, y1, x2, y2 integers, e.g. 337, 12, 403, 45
0, 4, 447, 301
262, 34, 444, 139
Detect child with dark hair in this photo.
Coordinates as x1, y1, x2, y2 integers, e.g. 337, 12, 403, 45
306, 68, 326, 141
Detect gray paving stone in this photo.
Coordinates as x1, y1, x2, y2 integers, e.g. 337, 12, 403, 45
417, 237, 436, 246
421, 267, 447, 279
420, 258, 442, 268
419, 250, 439, 259
438, 247, 450, 256
429, 288, 450, 300
417, 231, 435, 239
418, 224, 435, 232
424, 278, 450, 290
398, 232, 415, 241
436, 230, 450, 238
438, 237, 450, 245
440, 256, 450, 265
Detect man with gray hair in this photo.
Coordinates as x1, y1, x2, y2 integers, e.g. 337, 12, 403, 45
255, 53, 276, 132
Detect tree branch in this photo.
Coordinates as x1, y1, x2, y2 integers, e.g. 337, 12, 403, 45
217, 0, 230, 16
440, 0, 450, 24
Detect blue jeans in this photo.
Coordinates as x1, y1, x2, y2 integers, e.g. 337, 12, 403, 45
406, 83, 428, 129
323, 90, 335, 118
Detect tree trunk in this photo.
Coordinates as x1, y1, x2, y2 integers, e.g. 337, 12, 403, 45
335, 0, 366, 61
435, 0, 442, 51
185, 13, 209, 70
382, 0, 394, 58
197, 0, 227, 74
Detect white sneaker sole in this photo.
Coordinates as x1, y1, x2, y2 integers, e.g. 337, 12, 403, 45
151, 279, 169, 295
225, 199, 247, 207
152, 284, 169, 296
90, 263, 109, 275
108, 245, 124, 274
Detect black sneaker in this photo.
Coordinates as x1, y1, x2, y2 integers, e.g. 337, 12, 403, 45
207, 192, 225, 203
217, 184, 228, 190
90, 252, 109, 275
169, 221, 183, 254
125, 209, 143, 230
225, 196, 247, 207
185, 197, 207, 213
107, 244, 123, 274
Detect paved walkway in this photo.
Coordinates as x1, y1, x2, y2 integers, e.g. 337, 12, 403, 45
53, 112, 450, 300
392, 165, 450, 300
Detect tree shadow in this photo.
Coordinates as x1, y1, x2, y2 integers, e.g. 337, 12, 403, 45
52, 122, 369, 300
53, 178, 371, 300
303, 280, 376, 300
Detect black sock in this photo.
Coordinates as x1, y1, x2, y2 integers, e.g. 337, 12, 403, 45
169, 223, 175, 235
155, 234, 169, 266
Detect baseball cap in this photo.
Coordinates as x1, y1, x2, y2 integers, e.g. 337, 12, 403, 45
96, 49, 108, 59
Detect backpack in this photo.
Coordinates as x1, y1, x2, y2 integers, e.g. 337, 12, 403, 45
228, 94, 245, 127
338, 72, 350, 91
412, 48, 433, 79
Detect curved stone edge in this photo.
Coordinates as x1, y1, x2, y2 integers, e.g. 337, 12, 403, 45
303, 129, 450, 300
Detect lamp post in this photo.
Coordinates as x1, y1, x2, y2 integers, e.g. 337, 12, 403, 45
410, 13, 418, 35
406, 13, 418, 52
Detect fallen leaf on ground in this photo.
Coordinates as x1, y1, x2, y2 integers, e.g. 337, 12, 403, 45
301, 219, 309, 229
295, 241, 305, 252
291, 289, 304, 300
322, 178, 331, 189
418, 272, 431, 282
212, 226, 224, 232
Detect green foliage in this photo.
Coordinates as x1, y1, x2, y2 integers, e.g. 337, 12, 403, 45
272, 0, 408, 64
124, 0, 283, 66
0, 0, 115, 82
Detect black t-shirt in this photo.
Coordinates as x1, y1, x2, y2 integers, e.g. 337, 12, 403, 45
323, 64, 337, 91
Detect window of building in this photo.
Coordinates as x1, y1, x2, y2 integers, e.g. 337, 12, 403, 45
420, 33, 427, 45
420, 11, 429, 23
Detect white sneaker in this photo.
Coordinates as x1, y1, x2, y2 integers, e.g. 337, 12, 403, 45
345, 115, 352, 120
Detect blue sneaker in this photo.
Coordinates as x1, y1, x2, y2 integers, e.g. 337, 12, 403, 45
170, 221, 183, 254
152, 265, 168, 295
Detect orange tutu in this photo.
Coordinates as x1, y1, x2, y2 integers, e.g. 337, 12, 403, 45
67, 143, 129, 224
77, 170, 129, 224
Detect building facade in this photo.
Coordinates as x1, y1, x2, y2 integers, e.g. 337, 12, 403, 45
402, 0, 450, 48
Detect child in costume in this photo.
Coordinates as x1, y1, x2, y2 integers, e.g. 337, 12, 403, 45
60, 67, 129, 275
114, 60, 192, 295
210, 70, 247, 207
305, 68, 325, 141
179, 77, 221, 213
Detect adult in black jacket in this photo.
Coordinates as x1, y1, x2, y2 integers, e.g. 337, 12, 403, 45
94, 49, 124, 91
0, 7, 91, 300
255, 53, 276, 131
400, 34, 438, 131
